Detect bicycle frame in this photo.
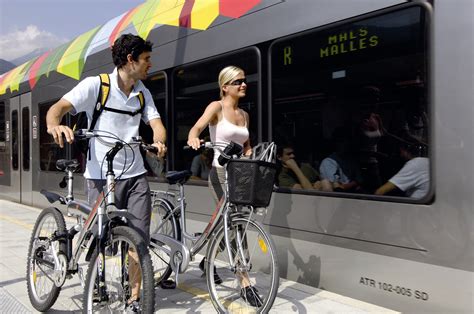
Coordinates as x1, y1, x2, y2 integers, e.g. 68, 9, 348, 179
150, 163, 258, 283
150, 188, 228, 281
150, 142, 278, 285
39, 139, 131, 290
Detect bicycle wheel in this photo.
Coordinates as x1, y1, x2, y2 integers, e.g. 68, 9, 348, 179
206, 217, 279, 313
26, 207, 67, 312
83, 226, 154, 313
149, 198, 181, 285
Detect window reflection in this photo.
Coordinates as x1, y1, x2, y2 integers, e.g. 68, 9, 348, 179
142, 72, 167, 178
0, 102, 5, 152
271, 6, 429, 199
39, 101, 66, 171
11, 110, 18, 170
22, 107, 30, 171
172, 49, 259, 176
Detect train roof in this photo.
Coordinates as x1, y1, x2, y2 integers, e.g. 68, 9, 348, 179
0, 0, 262, 96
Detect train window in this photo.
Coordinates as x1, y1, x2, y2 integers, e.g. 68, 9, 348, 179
141, 72, 167, 178
39, 101, 66, 171
0, 102, 5, 152
172, 48, 260, 178
270, 5, 430, 201
22, 107, 30, 171
11, 110, 19, 170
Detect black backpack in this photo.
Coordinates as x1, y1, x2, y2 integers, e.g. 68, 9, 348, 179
73, 73, 145, 158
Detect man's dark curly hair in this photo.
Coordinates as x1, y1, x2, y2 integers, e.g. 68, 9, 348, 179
111, 34, 153, 68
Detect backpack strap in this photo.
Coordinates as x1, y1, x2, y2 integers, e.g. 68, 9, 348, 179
80, 73, 110, 160
137, 91, 145, 111
102, 89, 145, 116
89, 73, 110, 131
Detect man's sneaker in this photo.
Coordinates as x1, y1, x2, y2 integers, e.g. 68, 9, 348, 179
125, 300, 141, 313
199, 258, 223, 285
240, 286, 263, 307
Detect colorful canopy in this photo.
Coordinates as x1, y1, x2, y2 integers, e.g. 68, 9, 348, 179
0, 0, 261, 96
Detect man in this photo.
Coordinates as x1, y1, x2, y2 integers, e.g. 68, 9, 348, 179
277, 144, 321, 190
375, 138, 429, 199
46, 34, 166, 312
319, 127, 362, 192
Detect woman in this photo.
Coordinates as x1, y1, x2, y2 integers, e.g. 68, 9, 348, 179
187, 65, 252, 201
187, 66, 261, 307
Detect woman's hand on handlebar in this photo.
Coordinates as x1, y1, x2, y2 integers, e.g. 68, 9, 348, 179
187, 137, 203, 150
47, 125, 74, 148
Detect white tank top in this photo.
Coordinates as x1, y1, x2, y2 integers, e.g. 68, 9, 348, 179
209, 102, 249, 167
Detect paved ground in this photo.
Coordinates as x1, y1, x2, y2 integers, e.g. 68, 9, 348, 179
0, 199, 399, 313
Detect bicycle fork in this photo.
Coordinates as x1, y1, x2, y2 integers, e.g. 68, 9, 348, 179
95, 203, 109, 304
223, 209, 251, 273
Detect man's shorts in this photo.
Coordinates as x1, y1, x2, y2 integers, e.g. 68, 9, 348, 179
86, 174, 151, 244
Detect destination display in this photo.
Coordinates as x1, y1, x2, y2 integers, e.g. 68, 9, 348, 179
273, 6, 424, 70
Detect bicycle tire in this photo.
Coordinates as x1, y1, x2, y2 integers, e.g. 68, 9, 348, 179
206, 217, 279, 313
149, 198, 181, 286
26, 207, 67, 312
83, 226, 154, 313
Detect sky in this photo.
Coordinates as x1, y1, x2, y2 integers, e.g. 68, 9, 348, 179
0, 0, 144, 61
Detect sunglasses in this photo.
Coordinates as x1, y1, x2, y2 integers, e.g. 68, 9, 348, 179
228, 78, 247, 86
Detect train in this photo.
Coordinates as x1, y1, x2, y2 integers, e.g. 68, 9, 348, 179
1, 0, 473, 312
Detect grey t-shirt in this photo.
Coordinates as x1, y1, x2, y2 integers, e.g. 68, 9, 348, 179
190, 154, 210, 180
389, 157, 429, 199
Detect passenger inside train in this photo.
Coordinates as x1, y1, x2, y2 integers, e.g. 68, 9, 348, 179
319, 127, 363, 193
190, 145, 213, 180
375, 134, 429, 199
276, 141, 322, 190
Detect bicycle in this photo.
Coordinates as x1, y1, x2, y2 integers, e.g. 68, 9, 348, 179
26, 129, 155, 313
147, 141, 279, 313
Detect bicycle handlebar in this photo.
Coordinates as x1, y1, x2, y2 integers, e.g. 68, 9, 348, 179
183, 142, 213, 150
184, 141, 243, 166
139, 143, 159, 154
73, 129, 95, 139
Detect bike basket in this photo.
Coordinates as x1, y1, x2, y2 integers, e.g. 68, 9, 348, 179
227, 159, 277, 207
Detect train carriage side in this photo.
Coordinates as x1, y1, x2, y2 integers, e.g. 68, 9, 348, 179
145, 1, 473, 312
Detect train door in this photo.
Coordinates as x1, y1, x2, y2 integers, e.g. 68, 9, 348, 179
9, 93, 32, 205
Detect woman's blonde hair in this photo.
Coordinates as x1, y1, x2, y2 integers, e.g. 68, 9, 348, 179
218, 66, 244, 98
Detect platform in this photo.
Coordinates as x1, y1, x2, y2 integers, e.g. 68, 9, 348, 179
0, 199, 399, 313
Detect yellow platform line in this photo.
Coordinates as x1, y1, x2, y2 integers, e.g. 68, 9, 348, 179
0, 214, 33, 230
0, 209, 246, 311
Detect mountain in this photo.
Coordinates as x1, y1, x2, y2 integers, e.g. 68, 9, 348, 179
0, 59, 16, 75
10, 47, 50, 66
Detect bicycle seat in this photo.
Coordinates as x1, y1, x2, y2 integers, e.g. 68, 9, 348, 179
166, 170, 192, 185
56, 159, 80, 171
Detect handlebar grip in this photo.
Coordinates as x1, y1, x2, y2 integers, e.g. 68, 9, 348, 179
143, 145, 158, 153
73, 129, 93, 139
183, 142, 212, 150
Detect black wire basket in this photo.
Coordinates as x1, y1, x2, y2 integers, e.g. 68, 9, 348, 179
227, 159, 277, 207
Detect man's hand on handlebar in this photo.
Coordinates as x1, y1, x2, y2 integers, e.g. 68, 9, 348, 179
151, 141, 167, 158
47, 125, 74, 148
